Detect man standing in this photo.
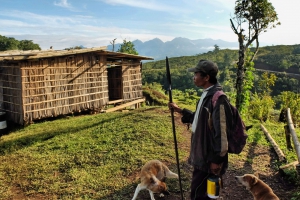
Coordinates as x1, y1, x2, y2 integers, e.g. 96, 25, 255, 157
169, 60, 230, 199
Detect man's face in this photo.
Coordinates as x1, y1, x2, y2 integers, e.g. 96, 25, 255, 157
193, 72, 209, 88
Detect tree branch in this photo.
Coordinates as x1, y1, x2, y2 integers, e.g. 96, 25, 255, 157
230, 19, 239, 35
250, 37, 259, 62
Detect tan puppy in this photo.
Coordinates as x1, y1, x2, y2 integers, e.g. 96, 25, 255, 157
132, 160, 178, 200
235, 174, 279, 200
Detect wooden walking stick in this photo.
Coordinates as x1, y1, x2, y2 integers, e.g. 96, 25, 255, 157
166, 56, 184, 200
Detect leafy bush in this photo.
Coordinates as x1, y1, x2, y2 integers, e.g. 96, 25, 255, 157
248, 93, 275, 121
143, 83, 168, 105
277, 91, 300, 124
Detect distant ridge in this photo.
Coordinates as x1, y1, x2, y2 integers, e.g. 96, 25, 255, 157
108, 37, 238, 60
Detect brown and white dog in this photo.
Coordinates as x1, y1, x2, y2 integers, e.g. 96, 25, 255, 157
235, 174, 279, 200
132, 160, 178, 200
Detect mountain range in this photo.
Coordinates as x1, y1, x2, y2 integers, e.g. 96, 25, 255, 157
107, 37, 239, 61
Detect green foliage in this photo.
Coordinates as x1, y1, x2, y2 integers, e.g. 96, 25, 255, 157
255, 45, 300, 69
142, 49, 238, 94
257, 72, 277, 95
213, 44, 220, 53
281, 168, 299, 185
117, 39, 138, 55
277, 91, 300, 124
0, 35, 41, 51
142, 45, 300, 105
279, 59, 290, 69
231, 0, 280, 111
291, 191, 300, 200
142, 83, 168, 105
248, 93, 275, 121
234, 0, 280, 37
64, 46, 84, 50
292, 46, 300, 54
0, 35, 19, 51
18, 40, 41, 50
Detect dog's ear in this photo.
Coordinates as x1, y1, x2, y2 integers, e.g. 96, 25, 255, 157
150, 177, 155, 184
251, 175, 258, 185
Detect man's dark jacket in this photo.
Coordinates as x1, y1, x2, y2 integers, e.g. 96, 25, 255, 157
181, 83, 231, 174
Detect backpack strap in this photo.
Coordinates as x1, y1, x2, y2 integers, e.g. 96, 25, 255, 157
212, 90, 226, 107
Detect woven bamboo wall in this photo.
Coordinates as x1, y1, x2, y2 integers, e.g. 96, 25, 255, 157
17, 53, 108, 125
122, 62, 143, 100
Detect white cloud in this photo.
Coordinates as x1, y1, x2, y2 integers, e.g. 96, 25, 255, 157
54, 0, 71, 8
53, 0, 81, 12
99, 0, 183, 12
0, 10, 79, 25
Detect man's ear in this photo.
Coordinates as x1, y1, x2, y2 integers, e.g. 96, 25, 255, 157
205, 74, 210, 82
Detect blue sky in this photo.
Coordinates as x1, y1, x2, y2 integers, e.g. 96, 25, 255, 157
0, 0, 299, 50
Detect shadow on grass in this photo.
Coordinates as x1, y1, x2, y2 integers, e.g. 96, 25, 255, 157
0, 107, 164, 156
0, 111, 136, 155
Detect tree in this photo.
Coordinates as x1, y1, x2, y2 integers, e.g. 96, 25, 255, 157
64, 45, 84, 50
18, 40, 41, 50
230, 0, 280, 111
0, 35, 19, 51
213, 44, 220, 53
0, 35, 41, 51
117, 39, 138, 55
110, 38, 117, 52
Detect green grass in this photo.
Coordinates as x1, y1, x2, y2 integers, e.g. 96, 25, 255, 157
0, 107, 189, 199
0, 105, 299, 199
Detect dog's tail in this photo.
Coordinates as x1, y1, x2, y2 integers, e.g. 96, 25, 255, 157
163, 165, 179, 179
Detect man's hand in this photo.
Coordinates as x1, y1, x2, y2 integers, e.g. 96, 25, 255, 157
168, 102, 182, 114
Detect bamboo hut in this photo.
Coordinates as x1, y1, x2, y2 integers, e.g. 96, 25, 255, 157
0, 47, 153, 125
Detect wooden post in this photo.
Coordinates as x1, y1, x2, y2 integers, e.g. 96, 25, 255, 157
260, 124, 286, 162
286, 108, 300, 176
284, 125, 293, 150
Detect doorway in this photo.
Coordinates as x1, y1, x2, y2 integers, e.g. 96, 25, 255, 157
107, 66, 122, 101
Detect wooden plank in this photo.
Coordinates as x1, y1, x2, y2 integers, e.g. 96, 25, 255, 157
260, 124, 286, 162
104, 98, 145, 113
108, 99, 123, 105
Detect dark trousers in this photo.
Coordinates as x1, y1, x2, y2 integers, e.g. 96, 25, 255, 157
190, 168, 211, 200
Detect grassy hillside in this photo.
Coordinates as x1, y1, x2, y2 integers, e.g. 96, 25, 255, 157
0, 107, 189, 199
0, 100, 299, 199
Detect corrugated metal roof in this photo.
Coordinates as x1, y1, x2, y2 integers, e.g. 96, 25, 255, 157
0, 46, 154, 61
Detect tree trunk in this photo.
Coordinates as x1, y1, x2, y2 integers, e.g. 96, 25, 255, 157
235, 34, 245, 111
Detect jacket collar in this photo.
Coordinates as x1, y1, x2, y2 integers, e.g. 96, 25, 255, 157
205, 82, 222, 97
